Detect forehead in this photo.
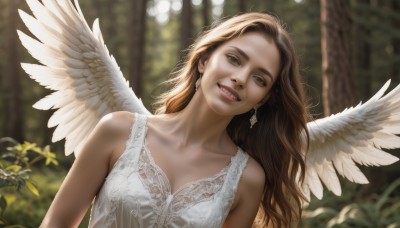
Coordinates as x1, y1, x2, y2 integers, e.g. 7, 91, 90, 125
214, 31, 281, 79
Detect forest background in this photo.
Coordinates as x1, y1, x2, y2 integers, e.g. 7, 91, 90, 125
0, 0, 399, 227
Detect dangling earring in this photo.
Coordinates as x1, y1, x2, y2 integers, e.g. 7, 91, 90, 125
250, 108, 258, 128
195, 74, 202, 91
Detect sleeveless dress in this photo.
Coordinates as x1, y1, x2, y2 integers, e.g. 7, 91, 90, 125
89, 113, 249, 228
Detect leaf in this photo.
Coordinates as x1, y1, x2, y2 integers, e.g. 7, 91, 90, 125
4, 195, 16, 205
5, 165, 22, 172
387, 222, 400, 228
376, 178, 400, 210
25, 181, 39, 196
21, 141, 38, 153
45, 156, 58, 166
302, 207, 337, 219
0, 137, 18, 145
381, 200, 400, 220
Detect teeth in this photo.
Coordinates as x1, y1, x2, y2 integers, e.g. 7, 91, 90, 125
221, 87, 238, 101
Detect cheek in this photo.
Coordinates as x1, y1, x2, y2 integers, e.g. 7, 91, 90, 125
248, 85, 270, 104
207, 56, 235, 76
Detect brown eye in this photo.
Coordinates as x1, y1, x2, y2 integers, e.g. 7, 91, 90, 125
227, 55, 240, 66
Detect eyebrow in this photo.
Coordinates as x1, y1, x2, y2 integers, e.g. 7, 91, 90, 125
228, 46, 274, 81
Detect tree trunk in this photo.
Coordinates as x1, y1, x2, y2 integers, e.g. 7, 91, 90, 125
354, 0, 371, 99
100, 0, 120, 63
392, 0, 400, 80
6, 0, 23, 141
180, 0, 193, 59
202, 0, 210, 29
238, 0, 246, 13
0, 0, 6, 137
264, 0, 276, 12
320, 0, 355, 116
128, 0, 147, 97
40, 109, 53, 145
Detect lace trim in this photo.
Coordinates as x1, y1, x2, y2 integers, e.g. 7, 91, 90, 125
139, 144, 231, 212
211, 148, 249, 225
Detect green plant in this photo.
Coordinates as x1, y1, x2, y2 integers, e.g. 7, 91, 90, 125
0, 137, 58, 227
301, 179, 400, 228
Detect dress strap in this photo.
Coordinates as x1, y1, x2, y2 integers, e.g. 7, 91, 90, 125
210, 148, 249, 222
222, 148, 249, 199
121, 113, 149, 169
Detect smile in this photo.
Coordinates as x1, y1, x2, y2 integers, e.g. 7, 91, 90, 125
218, 84, 241, 102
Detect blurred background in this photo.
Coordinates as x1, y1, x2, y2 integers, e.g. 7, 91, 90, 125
0, 0, 399, 227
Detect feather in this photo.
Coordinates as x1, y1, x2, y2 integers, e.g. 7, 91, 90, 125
33, 91, 65, 110
332, 153, 369, 184
19, 0, 150, 156
306, 80, 400, 201
305, 165, 324, 199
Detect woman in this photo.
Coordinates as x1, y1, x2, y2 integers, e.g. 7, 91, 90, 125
40, 13, 309, 227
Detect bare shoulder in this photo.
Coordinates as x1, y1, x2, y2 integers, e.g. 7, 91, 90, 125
96, 111, 138, 169
96, 111, 135, 138
242, 156, 266, 189
223, 155, 265, 227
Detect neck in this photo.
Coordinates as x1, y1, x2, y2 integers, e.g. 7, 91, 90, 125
157, 90, 234, 149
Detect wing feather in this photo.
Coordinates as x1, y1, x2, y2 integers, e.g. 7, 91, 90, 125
303, 81, 400, 201
305, 165, 324, 200
19, 0, 151, 156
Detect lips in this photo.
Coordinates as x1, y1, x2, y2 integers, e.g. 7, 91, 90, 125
218, 83, 241, 101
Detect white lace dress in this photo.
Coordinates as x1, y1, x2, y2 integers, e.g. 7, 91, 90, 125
88, 114, 249, 228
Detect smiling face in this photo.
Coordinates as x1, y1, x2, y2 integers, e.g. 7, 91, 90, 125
198, 31, 281, 117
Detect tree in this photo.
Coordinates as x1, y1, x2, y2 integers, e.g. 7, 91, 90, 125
320, 0, 355, 116
353, 0, 372, 98
0, 0, 6, 138
180, 0, 193, 58
392, 0, 400, 80
94, 0, 121, 63
238, 0, 246, 13
5, 0, 23, 141
202, 0, 210, 29
128, 0, 148, 97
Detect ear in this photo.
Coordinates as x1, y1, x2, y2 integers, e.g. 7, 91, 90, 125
198, 57, 209, 74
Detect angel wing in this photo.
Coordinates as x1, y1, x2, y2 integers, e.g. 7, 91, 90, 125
18, 0, 151, 156
302, 80, 400, 202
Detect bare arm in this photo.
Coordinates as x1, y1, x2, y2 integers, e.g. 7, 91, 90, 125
223, 158, 266, 228
41, 111, 134, 228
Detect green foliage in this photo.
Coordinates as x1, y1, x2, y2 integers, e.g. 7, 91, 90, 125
0, 137, 58, 227
2, 167, 69, 227
302, 179, 400, 228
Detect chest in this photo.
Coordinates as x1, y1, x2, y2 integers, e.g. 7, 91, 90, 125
93, 146, 232, 228
90, 116, 249, 228
144, 135, 235, 194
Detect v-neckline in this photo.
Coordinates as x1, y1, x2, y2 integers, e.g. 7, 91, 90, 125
142, 119, 240, 196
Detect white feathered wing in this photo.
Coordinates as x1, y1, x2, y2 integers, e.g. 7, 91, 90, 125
18, 0, 151, 156
302, 80, 400, 202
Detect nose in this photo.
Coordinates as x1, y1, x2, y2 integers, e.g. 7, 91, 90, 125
230, 70, 247, 88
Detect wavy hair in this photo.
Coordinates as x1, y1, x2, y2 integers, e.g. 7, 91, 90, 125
154, 13, 310, 227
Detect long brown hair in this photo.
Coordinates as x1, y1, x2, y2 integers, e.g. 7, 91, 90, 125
155, 13, 310, 227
